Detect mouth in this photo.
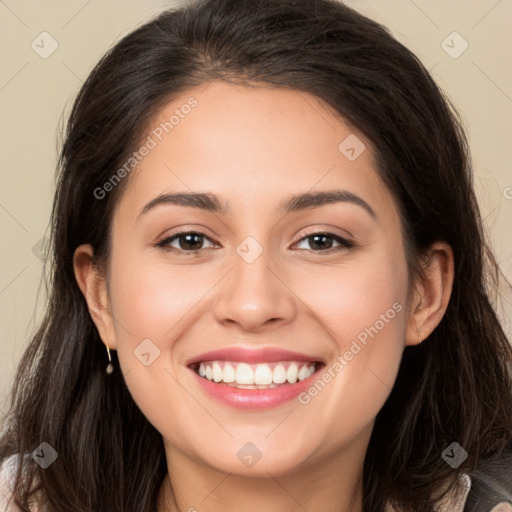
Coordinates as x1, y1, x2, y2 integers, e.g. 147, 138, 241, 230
190, 360, 322, 389
186, 347, 325, 409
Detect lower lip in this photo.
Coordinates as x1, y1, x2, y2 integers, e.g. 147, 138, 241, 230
190, 365, 322, 410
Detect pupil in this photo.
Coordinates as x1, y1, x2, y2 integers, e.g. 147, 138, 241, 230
181, 233, 202, 250
311, 234, 332, 250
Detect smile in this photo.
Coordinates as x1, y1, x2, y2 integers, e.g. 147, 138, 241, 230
186, 347, 325, 409
194, 360, 317, 389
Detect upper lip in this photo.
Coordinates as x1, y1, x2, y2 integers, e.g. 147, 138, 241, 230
186, 347, 323, 366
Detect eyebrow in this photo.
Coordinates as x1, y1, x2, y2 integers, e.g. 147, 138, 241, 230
137, 189, 377, 220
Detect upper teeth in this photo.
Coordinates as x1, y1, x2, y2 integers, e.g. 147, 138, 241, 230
197, 361, 316, 386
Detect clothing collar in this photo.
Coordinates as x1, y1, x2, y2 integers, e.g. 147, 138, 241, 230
384, 473, 471, 512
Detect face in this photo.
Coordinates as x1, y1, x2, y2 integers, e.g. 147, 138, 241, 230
89, 81, 414, 477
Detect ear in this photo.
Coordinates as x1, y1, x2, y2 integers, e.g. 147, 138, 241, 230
73, 244, 118, 350
405, 242, 454, 346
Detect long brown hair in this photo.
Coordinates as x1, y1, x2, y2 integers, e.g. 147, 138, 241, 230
1, 1, 511, 511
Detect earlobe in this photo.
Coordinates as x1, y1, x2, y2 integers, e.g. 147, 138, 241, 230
405, 242, 454, 346
73, 244, 117, 349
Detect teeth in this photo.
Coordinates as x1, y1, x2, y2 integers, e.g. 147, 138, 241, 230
212, 362, 223, 383
273, 364, 287, 384
195, 361, 317, 387
236, 363, 254, 385
286, 363, 298, 384
223, 363, 235, 383
254, 364, 273, 385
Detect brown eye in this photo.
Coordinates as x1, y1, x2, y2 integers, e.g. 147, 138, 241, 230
156, 232, 216, 253
293, 233, 353, 252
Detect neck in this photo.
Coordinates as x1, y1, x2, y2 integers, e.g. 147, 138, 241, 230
157, 432, 369, 512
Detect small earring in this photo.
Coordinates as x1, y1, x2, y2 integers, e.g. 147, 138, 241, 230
417, 330, 422, 344
105, 345, 114, 374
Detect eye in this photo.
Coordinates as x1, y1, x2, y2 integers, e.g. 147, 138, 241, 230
293, 232, 353, 253
155, 231, 217, 254
155, 230, 353, 255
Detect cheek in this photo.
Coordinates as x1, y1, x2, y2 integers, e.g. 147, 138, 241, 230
298, 249, 408, 348
108, 252, 211, 343
106, 254, 207, 435
294, 249, 409, 434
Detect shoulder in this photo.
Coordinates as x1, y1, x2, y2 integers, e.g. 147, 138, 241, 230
394, 472, 473, 512
464, 450, 512, 512
0, 454, 19, 511
0, 454, 43, 512
439, 470, 512, 512
438, 472, 472, 512
384, 473, 471, 512
384, 451, 512, 512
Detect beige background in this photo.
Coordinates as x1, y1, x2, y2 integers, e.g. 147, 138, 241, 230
1, 0, 511, 413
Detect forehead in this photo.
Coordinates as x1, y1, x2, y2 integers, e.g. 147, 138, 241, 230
116, 80, 399, 224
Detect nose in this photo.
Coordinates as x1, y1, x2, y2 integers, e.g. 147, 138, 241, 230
212, 242, 297, 333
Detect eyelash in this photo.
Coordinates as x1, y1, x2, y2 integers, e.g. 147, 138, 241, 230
154, 230, 354, 255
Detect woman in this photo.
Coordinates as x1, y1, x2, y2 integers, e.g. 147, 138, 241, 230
1, 0, 511, 510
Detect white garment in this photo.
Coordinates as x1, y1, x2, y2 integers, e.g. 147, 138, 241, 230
0, 455, 19, 511
0, 454, 44, 512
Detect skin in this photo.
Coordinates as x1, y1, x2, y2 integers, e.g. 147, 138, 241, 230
74, 81, 454, 512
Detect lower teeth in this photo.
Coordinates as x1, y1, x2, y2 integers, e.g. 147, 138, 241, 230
202, 378, 290, 389
224, 382, 286, 389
